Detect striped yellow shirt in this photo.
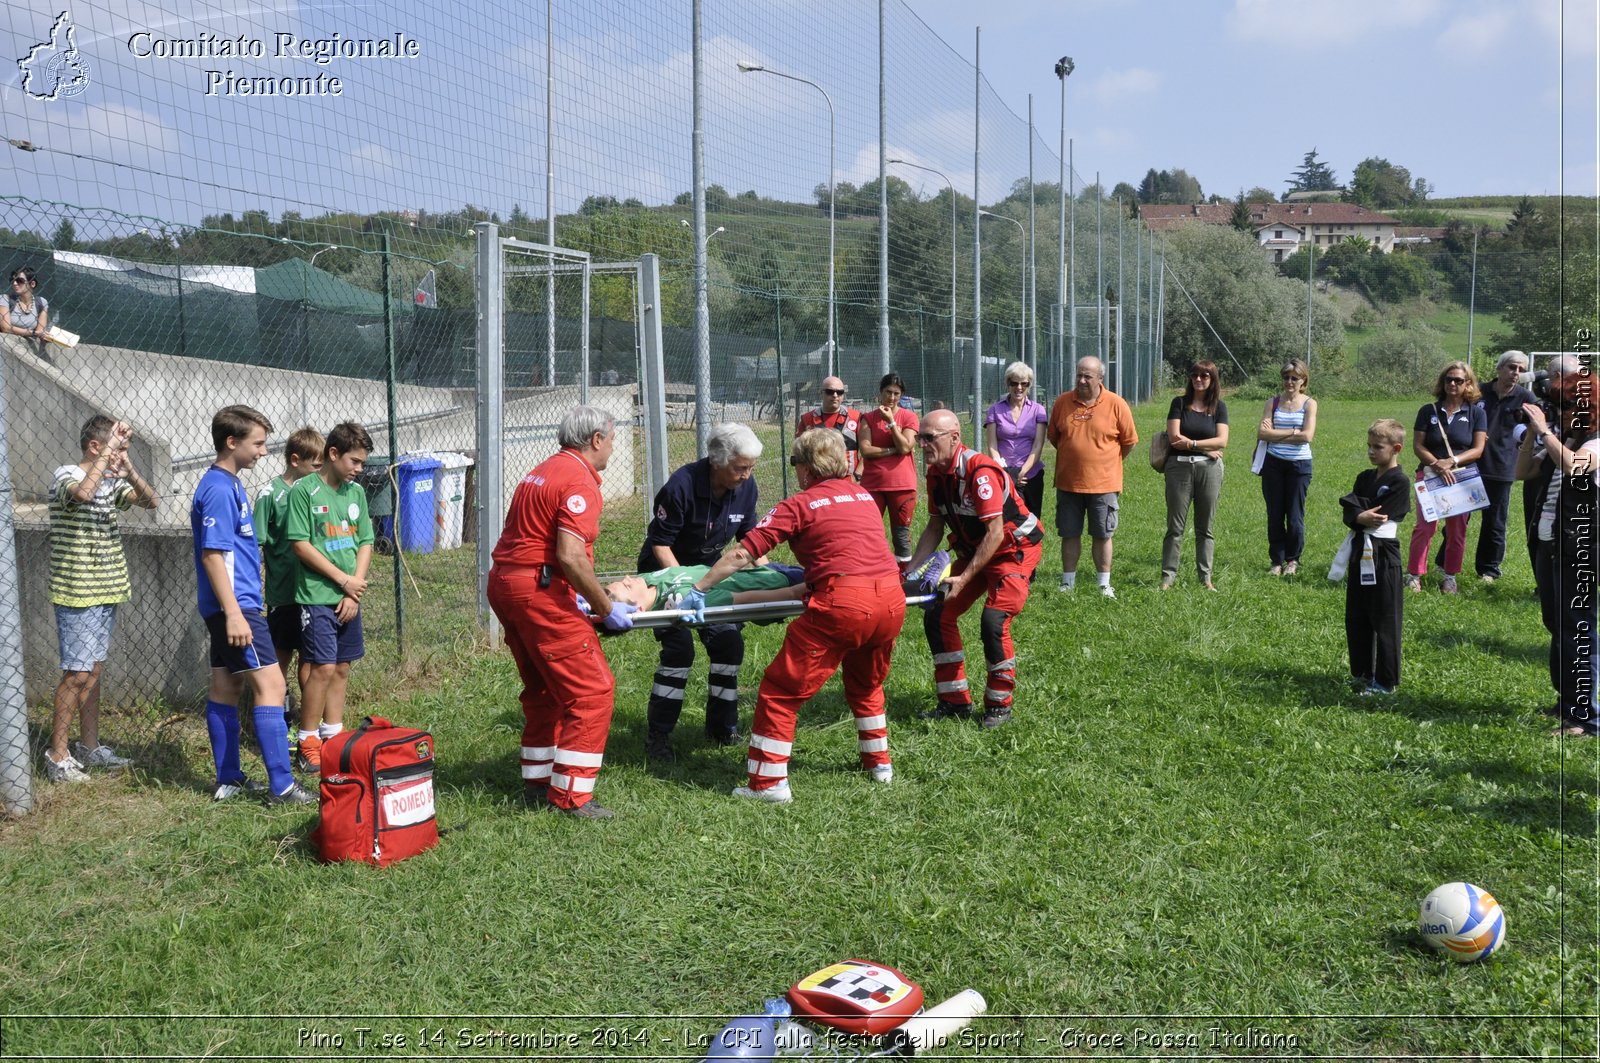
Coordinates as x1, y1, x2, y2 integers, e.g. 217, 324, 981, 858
48, 463, 134, 607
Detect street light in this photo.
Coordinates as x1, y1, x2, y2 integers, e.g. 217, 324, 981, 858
681, 218, 726, 246
979, 210, 1028, 382
302, 244, 337, 370
1054, 55, 1073, 397
888, 158, 958, 391
738, 60, 836, 376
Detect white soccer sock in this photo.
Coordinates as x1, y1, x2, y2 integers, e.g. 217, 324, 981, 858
317, 723, 343, 740
1097, 571, 1112, 588
298, 729, 318, 742
1061, 572, 1076, 588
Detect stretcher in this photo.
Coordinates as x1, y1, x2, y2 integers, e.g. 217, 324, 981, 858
628, 592, 940, 630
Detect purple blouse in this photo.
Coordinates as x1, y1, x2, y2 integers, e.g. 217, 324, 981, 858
984, 398, 1047, 472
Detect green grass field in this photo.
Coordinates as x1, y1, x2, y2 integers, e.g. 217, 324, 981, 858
3, 398, 1595, 1059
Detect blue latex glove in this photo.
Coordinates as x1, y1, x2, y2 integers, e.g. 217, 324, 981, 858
678, 588, 708, 624
574, 593, 591, 615
603, 601, 638, 632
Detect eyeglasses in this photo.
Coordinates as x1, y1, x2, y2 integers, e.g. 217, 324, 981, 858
821, 388, 845, 396
1007, 379, 1031, 387
9, 278, 25, 285
1191, 372, 1212, 379
915, 430, 955, 444
1444, 377, 1466, 385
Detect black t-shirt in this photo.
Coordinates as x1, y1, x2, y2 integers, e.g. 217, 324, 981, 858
1167, 396, 1228, 441
1342, 466, 1412, 531
1477, 385, 1536, 480
1413, 402, 1486, 461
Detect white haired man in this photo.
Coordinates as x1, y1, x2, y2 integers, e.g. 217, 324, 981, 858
638, 422, 763, 761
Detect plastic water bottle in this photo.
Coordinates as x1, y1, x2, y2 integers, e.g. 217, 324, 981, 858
701, 998, 793, 1061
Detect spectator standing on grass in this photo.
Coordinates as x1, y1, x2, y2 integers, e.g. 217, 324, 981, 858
1516, 357, 1597, 737
2, 265, 48, 339
1047, 356, 1138, 598
1160, 361, 1229, 591
43, 416, 156, 782
252, 426, 323, 746
284, 422, 375, 773
191, 405, 311, 805
1257, 359, 1317, 577
797, 376, 862, 481
984, 360, 1048, 525
906, 408, 1043, 728
1473, 350, 1536, 583
1337, 418, 1412, 696
1406, 362, 1488, 594
679, 428, 904, 802
637, 422, 761, 763
859, 372, 920, 564
487, 405, 636, 818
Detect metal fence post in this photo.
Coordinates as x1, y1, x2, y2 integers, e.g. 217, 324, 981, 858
0, 341, 32, 815
475, 222, 504, 644
638, 253, 669, 502
381, 233, 404, 656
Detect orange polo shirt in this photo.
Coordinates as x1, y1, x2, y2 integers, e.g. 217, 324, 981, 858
1047, 388, 1139, 494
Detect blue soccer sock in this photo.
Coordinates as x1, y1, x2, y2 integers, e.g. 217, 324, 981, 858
252, 705, 294, 794
205, 701, 241, 784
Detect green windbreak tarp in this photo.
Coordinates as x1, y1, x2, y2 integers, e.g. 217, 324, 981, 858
255, 258, 410, 316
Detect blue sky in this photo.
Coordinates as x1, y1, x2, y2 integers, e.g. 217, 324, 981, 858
0, 0, 1594, 234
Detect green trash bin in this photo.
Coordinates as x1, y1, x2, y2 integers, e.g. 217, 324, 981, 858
356, 458, 395, 556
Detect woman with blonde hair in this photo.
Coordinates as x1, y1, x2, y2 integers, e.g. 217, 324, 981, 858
1256, 359, 1317, 576
1406, 361, 1488, 594
984, 360, 1048, 520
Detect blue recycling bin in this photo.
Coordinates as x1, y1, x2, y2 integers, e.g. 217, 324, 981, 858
395, 455, 442, 553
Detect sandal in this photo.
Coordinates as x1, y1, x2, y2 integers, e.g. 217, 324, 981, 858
1405, 575, 1423, 593
1284, 560, 1298, 576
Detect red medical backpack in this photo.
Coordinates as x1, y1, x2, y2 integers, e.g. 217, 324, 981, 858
311, 716, 438, 867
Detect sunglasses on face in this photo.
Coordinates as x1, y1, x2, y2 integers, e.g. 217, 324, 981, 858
915, 431, 953, 444
1444, 377, 1466, 384
822, 388, 845, 396
1191, 372, 1212, 379
1007, 379, 1031, 387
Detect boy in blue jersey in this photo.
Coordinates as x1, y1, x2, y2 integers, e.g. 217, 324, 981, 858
190, 405, 313, 805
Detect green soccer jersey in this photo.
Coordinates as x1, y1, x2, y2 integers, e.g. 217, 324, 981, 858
253, 474, 301, 608
641, 564, 795, 609
285, 474, 374, 606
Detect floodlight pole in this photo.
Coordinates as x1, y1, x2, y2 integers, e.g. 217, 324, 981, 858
877, 0, 890, 375
545, 0, 556, 390
979, 210, 1027, 373
1055, 56, 1073, 394
737, 61, 836, 376
692, 0, 711, 455
971, 26, 982, 445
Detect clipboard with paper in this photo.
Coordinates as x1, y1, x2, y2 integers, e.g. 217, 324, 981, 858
1412, 463, 1491, 523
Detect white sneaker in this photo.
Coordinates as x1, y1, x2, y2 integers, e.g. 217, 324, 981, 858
72, 742, 132, 769
1057, 574, 1074, 593
732, 781, 793, 804
1100, 584, 1116, 599
212, 777, 268, 802
869, 764, 893, 784
43, 751, 90, 783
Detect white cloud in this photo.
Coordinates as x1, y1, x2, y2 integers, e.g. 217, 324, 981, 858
1228, 0, 1441, 45
1437, 9, 1516, 55
348, 142, 395, 169
1087, 67, 1160, 104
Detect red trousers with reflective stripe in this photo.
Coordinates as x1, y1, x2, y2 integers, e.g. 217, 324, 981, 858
934, 540, 1039, 710
746, 577, 905, 790
487, 564, 616, 810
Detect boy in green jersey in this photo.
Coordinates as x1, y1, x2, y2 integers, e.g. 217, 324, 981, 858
285, 422, 375, 772
252, 426, 323, 731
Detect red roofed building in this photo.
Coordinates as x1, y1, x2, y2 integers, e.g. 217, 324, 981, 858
1138, 201, 1402, 264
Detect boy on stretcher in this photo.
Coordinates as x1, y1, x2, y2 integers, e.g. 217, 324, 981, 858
602, 562, 807, 611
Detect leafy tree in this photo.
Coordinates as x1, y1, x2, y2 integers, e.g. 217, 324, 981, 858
1357, 320, 1448, 394
705, 184, 730, 212
51, 218, 75, 250
579, 195, 619, 215
1136, 167, 1203, 204
1287, 148, 1338, 194
1347, 157, 1419, 209
1160, 222, 1342, 380
1243, 186, 1278, 204
1492, 220, 1599, 351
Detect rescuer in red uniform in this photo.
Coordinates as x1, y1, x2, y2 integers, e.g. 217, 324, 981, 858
681, 428, 905, 803
904, 408, 1042, 728
486, 406, 637, 819
796, 375, 862, 480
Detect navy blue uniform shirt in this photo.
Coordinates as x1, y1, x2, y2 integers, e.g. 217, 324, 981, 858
1477, 384, 1536, 481
638, 457, 759, 571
